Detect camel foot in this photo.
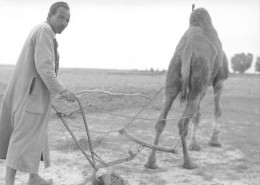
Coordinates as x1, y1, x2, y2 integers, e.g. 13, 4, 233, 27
144, 161, 158, 169
188, 143, 201, 151
182, 161, 198, 169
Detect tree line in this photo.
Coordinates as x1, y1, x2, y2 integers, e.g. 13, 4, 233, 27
231, 53, 260, 73
139, 52, 260, 74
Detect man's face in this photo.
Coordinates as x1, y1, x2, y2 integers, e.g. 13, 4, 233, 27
49, 7, 70, 34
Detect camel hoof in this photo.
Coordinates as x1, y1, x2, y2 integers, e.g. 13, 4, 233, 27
182, 162, 198, 169
144, 161, 158, 169
188, 143, 201, 151
209, 141, 221, 147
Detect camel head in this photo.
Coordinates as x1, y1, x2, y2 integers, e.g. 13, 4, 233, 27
189, 8, 213, 29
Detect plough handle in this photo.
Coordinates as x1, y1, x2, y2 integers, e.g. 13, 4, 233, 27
76, 97, 96, 168
58, 114, 97, 169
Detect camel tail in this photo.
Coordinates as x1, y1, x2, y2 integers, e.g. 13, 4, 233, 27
180, 45, 193, 104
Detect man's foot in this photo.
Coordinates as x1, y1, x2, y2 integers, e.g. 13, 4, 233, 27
27, 174, 53, 185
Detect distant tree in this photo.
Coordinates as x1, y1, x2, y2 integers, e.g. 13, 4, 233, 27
150, 68, 154, 72
255, 57, 260, 72
162, 69, 167, 74
231, 53, 253, 73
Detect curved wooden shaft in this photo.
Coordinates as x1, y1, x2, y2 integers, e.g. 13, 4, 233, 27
119, 128, 177, 154
76, 97, 96, 168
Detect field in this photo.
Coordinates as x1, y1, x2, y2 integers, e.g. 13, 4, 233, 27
0, 65, 260, 185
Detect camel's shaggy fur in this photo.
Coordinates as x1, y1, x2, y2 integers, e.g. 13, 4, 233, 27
145, 7, 229, 169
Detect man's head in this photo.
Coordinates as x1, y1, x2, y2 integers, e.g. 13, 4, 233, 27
47, 1, 70, 34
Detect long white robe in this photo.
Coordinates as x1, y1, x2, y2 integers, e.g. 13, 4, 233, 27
0, 22, 65, 173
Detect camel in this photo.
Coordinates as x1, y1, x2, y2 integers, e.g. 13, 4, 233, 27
145, 7, 229, 169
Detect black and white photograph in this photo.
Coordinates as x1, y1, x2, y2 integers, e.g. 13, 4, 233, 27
0, 0, 259, 184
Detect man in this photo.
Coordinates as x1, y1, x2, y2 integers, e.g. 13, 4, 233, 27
0, 2, 76, 185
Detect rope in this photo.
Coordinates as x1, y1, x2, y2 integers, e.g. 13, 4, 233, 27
60, 88, 222, 123
55, 88, 222, 133
59, 108, 180, 121
53, 87, 223, 154
76, 89, 152, 100
53, 87, 164, 133
123, 87, 164, 129
173, 88, 223, 149
52, 86, 226, 174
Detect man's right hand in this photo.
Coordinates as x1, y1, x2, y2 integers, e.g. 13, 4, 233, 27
60, 89, 76, 102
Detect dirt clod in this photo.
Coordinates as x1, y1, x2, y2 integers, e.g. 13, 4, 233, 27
96, 172, 129, 185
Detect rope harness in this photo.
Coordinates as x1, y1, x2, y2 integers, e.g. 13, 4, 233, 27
52, 86, 223, 184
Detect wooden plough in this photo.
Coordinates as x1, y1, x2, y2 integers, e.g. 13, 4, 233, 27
53, 90, 177, 185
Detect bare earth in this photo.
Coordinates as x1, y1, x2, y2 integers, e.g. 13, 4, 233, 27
1, 109, 259, 185
0, 67, 260, 185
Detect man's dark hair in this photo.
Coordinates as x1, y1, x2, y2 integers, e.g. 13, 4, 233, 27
47, 1, 69, 19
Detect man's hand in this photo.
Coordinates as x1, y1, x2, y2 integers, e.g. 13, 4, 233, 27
60, 89, 76, 102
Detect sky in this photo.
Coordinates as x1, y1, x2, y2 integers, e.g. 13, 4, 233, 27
0, 0, 259, 71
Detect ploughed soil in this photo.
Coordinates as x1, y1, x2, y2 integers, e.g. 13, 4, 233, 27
0, 67, 259, 185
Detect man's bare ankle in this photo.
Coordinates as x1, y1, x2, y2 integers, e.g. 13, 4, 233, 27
5, 166, 16, 185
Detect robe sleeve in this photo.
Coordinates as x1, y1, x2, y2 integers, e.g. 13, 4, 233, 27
34, 26, 66, 95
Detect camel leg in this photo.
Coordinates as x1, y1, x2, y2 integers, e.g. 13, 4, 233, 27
144, 95, 174, 169
188, 112, 201, 151
209, 82, 223, 147
178, 97, 200, 169
188, 92, 205, 151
